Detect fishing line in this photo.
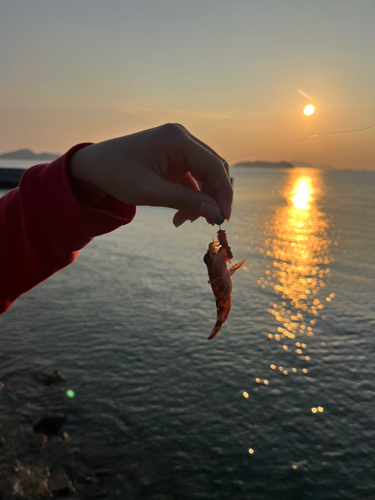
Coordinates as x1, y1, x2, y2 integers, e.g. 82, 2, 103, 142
197, 120, 374, 233
227, 122, 375, 163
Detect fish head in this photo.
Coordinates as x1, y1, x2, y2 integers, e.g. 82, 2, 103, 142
204, 241, 220, 266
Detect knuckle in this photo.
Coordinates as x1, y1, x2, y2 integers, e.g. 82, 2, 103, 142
161, 122, 185, 137
172, 122, 186, 132
213, 158, 225, 172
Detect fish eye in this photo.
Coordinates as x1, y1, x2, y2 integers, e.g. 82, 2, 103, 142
203, 253, 210, 265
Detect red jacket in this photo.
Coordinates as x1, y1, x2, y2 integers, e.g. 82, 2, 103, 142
0, 144, 136, 314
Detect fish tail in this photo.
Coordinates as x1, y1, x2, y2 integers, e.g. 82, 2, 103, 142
208, 298, 231, 340
208, 321, 223, 340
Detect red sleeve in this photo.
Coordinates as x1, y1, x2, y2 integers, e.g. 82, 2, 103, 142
0, 143, 136, 314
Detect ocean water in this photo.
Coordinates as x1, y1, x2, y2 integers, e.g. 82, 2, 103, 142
0, 159, 41, 170
0, 167, 374, 499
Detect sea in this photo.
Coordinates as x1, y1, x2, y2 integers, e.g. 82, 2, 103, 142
0, 164, 374, 499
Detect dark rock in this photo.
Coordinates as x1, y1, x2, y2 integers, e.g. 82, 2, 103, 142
0, 462, 50, 498
48, 469, 75, 496
33, 414, 66, 435
77, 475, 96, 484
42, 370, 64, 385
28, 434, 48, 454
41, 435, 48, 450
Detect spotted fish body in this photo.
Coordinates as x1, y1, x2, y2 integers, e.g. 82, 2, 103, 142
204, 230, 246, 340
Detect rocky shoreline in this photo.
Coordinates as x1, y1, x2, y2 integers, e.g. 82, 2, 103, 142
0, 372, 167, 499
0, 374, 79, 498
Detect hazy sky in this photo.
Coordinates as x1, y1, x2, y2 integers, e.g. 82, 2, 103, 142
0, 0, 374, 169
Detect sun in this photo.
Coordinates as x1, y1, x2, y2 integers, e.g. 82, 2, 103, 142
303, 104, 315, 116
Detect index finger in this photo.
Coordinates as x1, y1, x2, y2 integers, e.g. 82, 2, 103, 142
174, 124, 230, 177
181, 135, 233, 221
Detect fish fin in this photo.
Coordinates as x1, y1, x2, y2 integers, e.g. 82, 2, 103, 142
229, 259, 246, 276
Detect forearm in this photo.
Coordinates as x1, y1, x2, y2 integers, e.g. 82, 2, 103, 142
0, 144, 135, 314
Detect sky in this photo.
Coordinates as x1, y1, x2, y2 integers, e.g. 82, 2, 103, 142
0, 0, 374, 169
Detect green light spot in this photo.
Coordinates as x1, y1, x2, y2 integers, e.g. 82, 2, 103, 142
66, 390, 75, 398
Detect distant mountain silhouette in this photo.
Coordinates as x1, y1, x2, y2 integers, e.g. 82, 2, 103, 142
291, 160, 334, 169
291, 160, 315, 168
233, 161, 294, 168
0, 149, 59, 160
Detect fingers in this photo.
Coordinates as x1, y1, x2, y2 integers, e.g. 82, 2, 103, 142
164, 124, 232, 220
172, 173, 224, 227
179, 171, 200, 191
172, 211, 199, 228
148, 175, 223, 223
182, 140, 233, 220
173, 211, 189, 228
177, 125, 230, 177
155, 124, 233, 224
171, 172, 223, 227
172, 173, 200, 227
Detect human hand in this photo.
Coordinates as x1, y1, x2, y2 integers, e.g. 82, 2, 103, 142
69, 124, 232, 226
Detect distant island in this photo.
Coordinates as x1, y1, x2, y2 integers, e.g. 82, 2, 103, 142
233, 161, 294, 168
0, 149, 59, 161
234, 160, 330, 169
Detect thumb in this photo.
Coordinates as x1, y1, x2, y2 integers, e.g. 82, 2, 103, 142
151, 177, 222, 222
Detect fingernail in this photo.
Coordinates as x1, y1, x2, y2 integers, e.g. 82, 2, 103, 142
200, 202, 221, 221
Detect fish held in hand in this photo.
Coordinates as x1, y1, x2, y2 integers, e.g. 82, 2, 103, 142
204, 230, 246, 340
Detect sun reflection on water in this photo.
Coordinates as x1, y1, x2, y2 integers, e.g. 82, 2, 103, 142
291, 177, 312, 210
257, 169, 335, 371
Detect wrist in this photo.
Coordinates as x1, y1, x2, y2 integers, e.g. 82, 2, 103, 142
68, 146, 107, 206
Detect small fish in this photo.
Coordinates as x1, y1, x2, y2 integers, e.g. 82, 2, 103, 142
204, 230, 246, 340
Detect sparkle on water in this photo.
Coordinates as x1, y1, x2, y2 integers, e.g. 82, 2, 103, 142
261, 171, 333, 371
247, 168, 336, 432
245, 168, 331, 460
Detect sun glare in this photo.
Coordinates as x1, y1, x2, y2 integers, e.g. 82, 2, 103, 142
303, 104, 315, 116
291, 177, 312, 210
